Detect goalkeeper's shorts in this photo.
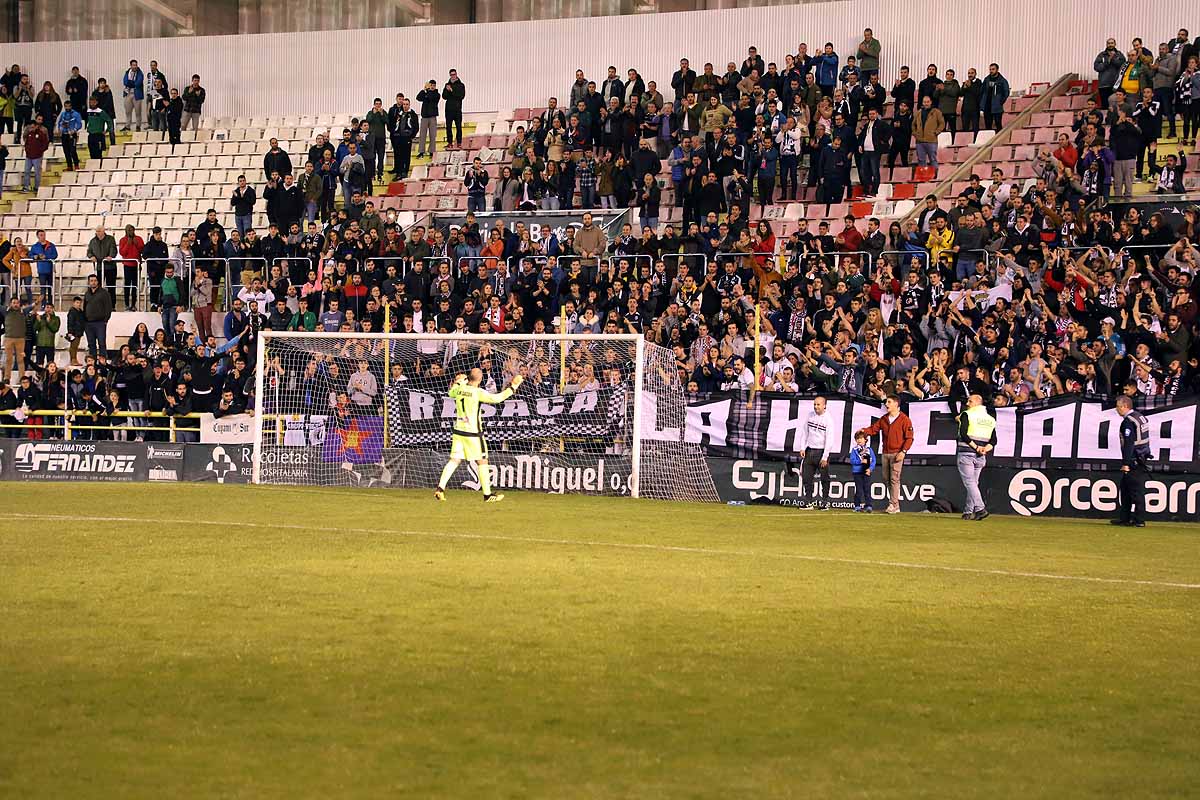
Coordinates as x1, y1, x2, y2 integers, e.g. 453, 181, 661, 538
450, 433, 486, 462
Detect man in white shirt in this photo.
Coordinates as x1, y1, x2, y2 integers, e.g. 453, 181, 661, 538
762, 342, 792, 382
732, 355, 755, 389
236, 277, 274, 309
797, 394, 834, 509
771, 365, 799, 393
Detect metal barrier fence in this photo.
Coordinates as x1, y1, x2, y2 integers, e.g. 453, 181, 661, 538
661, 252, 707, 277
504, 254, 584, 274
13, 259, 106, 310
0, 409, 207, 441
603, 254, 655, 277
273, 256, 313, 283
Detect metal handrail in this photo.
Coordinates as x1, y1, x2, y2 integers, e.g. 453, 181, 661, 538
0, 408, 214, 442
271, 256, 312, 281
15, 258, 105, 310
603, 253, 655, 272
660, 252, 707, 277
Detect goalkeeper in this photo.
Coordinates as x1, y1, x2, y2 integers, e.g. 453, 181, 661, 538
434, 368, 524, 503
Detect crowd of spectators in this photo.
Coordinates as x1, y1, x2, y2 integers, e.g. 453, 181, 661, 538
2, 28, 1200, 440
0, 61, 206, 201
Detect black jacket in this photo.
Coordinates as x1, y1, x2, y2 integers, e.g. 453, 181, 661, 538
671, 68, 696, 101
263, 148, 293, 180
416, 88, 439, 119
948, 377, 991, 417
231, 185, 256, 216
66, 75, 89, 110
395, 109, 418, 141
142, 237, 170, 268
890, 78, 916, 111
441, 79, 465, 114
1110, 120, 1143, 160
273, 183, 305, 227
859, 116, 892, 152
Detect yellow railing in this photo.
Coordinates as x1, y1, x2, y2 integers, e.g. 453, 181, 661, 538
0, 409, 210, 441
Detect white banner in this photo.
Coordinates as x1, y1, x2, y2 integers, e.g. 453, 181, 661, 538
199, 413, 255, 444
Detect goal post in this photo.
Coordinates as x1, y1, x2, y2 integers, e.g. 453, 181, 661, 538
252, 331, 719, 503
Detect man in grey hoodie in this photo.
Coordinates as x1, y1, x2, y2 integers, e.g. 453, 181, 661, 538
1150, 41, 1181, 138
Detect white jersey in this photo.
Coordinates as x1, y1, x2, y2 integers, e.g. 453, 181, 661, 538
798, 410, 833, 461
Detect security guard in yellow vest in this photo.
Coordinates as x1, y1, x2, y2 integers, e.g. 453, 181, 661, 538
956, 393, 997, 520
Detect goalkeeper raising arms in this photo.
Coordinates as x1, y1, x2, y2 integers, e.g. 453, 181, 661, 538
434, 368, 524, 503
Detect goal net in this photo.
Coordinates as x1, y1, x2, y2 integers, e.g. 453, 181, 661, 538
252, 332, 719, 503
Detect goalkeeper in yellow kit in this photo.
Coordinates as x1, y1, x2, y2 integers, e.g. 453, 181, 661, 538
434, 367, 524, 503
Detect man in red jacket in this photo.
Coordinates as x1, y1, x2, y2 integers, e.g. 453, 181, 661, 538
858, 394, 915, 514
22, 113, 50, 193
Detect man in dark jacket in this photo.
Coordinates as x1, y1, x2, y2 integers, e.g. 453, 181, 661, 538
981, 63, 1011, 131
141, 227, 170, 310
670, 59, 697, 106
890, 66, 916, 112
442, 69, 465, 149
65, 67, 89, 115
267, 173, 304, 232
86, 225, 119, 306
1109, 108, 1142, 197
818, 136, 849, 203
887, 102, 913, 168
958, 68, 982, 133
231, 175, 256, 236
415, 79, 439, 158
389, 97, 418, 178
262, 138, 292, 181
857, 107, 890, 195
1112, 395, 1151, 527
82, 274, 113, 358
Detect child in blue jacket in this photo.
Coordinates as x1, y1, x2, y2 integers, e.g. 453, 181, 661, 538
849, 430, 876, 512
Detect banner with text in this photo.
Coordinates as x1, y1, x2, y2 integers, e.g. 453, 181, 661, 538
670, 394, 1200, 471
200, 413, 256, 445
384, 385, 628, 447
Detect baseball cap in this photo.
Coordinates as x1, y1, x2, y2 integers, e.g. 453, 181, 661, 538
1101, 317, 1115, 326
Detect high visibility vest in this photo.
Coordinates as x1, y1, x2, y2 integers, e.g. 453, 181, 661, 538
965, 404, 996, 444
1127, 409, 1152, 459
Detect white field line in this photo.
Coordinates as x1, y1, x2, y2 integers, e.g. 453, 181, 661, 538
6, 512, 1199, 591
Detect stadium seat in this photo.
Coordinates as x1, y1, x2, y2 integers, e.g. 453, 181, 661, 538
974, 130, 996, 147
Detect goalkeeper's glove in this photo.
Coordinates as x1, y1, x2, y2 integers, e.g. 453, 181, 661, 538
510, 375, 524, 390
453, 373, 468, 386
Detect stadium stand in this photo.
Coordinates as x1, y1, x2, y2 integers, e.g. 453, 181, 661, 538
0, 26, 1198, 440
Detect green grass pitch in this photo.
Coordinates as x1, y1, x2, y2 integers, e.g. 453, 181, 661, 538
1, 483, 1198, 798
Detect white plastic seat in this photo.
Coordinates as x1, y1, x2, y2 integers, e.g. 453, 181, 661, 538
974, 129, 996, 147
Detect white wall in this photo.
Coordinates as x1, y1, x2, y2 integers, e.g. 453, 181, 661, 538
4, 1, 1186, 121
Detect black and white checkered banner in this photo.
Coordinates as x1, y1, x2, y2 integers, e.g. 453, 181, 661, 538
663, 393, 1200, 470
384, 384, 628, 446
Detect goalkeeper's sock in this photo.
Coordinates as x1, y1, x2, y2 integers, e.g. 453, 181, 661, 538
479, 462, 493, 496
438, 459, 459, 490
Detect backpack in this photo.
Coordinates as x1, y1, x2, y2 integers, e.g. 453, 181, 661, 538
925, 497, 956, 514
